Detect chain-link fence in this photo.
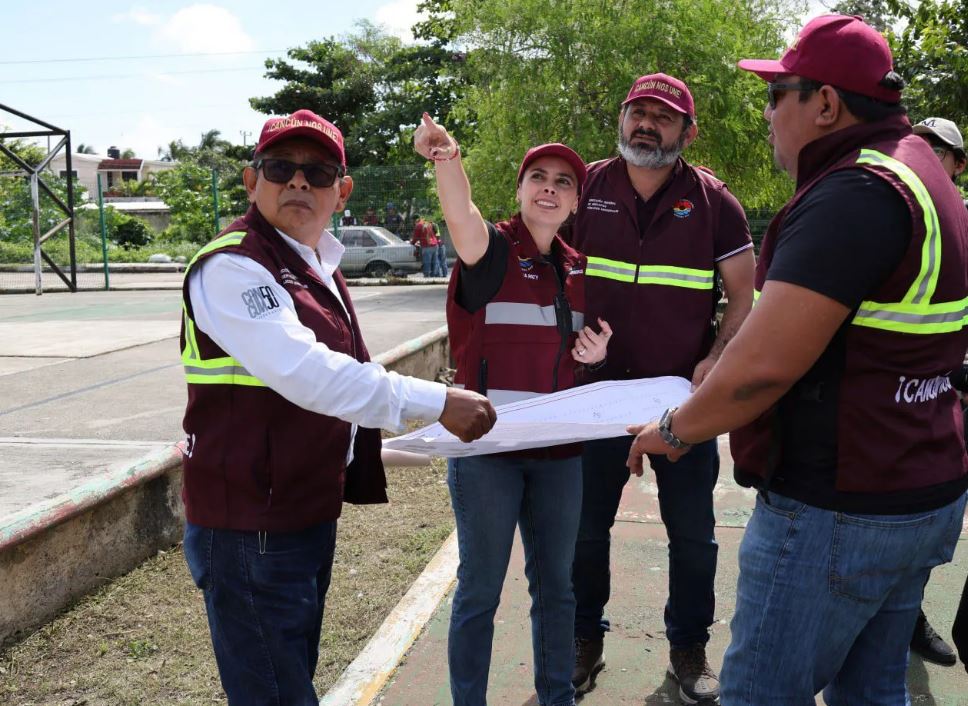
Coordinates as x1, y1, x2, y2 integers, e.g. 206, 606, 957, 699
1, 162, 777, 293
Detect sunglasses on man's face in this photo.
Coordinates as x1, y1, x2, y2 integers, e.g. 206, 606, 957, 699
766, 82, 818, 110
253, 158, 344, 188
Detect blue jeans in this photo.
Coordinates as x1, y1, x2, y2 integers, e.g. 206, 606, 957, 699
572, 436, 719, 647
721, 491, 966, 705
448, 454, 582, 706
435, 242, 449, 277
183, 520, 337, 706
421, 245, 436, 277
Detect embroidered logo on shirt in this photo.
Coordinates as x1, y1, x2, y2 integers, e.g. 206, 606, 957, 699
585, 198, 620, 214
279, 267, 307, 289
894, 374, 953, 404
518, 257, 534, 272
672, 199, 694, 218
242, 286, 280, 319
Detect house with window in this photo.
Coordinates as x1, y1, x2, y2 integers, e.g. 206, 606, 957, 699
48, 146, 176, 197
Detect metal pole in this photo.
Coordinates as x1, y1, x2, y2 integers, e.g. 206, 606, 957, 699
65, 131, 77, 291
30, 172, 42, 295
97, 174, 110, 290
211, 168, 220, 236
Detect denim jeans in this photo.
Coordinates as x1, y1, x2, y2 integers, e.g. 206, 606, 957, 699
572, 436, 719, 647
435, 242, 449, 277
448, 454, 582, 706
183, 520, 338, 706
421, 245, 436, 277
721, 491, 966, 706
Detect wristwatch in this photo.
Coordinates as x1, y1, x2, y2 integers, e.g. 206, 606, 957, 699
658, 407, 691, 450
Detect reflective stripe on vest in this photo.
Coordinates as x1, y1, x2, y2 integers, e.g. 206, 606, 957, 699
182, 235, 269, 387
586, 256, 713, 289
485, 302, 585, 331
851, 149, 961, 334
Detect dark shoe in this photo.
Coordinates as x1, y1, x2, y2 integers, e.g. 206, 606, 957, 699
911, 610, 957, 666
668, 644, 720, 704
572, 636, 605, 694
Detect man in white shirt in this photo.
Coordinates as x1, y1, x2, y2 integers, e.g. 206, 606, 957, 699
180, 109, 495, 706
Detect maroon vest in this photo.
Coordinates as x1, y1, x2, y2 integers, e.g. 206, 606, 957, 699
730, 117, 968, 504
447, 216, 586, 457
180, 206, 386, 532
571, 157, 728, 380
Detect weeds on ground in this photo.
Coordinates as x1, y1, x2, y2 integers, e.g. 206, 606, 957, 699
0, 460, 453, 705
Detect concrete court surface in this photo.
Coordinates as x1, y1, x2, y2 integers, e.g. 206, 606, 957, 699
379, 438, 968, 705
0, 284, 448, 519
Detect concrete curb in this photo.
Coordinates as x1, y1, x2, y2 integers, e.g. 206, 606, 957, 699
319, 531, 458, 706
0, 444, 185, 646
0, 326, 450, 648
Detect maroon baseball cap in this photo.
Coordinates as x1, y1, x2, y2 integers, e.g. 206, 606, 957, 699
622, 73, 695, 119
517, 143, 587, 190
737, 14, 901, 103
255, 109, 346, 167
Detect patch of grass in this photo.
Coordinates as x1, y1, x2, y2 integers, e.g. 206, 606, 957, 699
0, 459, 454, 705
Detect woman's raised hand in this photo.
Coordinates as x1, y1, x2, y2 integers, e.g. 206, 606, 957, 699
414, 112, 459, 162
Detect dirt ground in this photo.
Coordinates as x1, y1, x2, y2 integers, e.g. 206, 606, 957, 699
0, 460, 454, 706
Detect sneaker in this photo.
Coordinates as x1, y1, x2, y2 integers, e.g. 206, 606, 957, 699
668, 644, 720, 704
572, 636, 605, 694
911, 610, 957, 666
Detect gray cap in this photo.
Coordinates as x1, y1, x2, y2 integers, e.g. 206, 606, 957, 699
913, 117, 965, 153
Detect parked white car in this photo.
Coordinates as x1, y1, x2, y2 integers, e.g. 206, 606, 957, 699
335, 226, 421, 278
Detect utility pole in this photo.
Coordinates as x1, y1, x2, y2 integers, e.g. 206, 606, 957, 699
240, 130, 252, 147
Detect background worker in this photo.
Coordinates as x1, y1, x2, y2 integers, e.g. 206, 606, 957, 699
909, 115, 967, 667
180, 109, 495, 705
569, 72, 754, 704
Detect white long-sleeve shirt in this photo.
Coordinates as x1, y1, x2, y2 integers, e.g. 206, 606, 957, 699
187, 227, 447, 463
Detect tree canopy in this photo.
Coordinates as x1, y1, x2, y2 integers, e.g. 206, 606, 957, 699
250, 21, 468, 166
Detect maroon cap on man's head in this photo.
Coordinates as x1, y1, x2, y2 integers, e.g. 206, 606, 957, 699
255, 109, 346, 167
737, 14, 901, 103
622, 73, 695, 119
517, 143, 587, 190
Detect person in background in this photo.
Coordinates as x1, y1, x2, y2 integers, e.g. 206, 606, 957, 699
363, 206, 379, 226
385, 201, 403, 235
411, 213, 439, 277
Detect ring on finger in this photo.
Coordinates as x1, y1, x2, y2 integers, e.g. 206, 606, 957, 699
578, 348, 587, 356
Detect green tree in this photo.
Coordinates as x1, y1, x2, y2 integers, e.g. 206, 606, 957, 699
0, 139, 87, 245
75, 143, 97, 155
120, 148, 136, 159
888, 0, 968, 129
430, 0, 802, 216
250, 21, 467, 166
154, 162, 222, 243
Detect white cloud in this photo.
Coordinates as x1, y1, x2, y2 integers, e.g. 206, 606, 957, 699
374, 0, 425, 42
156, 4, 255, 54
115, 114, 170, 160
111, 7, 162, 26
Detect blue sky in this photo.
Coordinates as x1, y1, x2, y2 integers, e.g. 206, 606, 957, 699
1, 1, 425, 158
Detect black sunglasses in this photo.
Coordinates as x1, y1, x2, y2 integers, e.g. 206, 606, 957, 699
767, 81, 819, 110
253, 158, 344, 188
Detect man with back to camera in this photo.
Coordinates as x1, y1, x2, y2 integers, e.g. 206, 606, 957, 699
179, 108, 495, 705
569, 72, 755, 703
625, 15, 968, 703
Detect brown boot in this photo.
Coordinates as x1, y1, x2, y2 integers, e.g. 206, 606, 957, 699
571, 636, 605, 694
668, 643, 720, 704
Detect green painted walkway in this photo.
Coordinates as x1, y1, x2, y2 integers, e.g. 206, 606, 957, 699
379, 439, 968, 705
